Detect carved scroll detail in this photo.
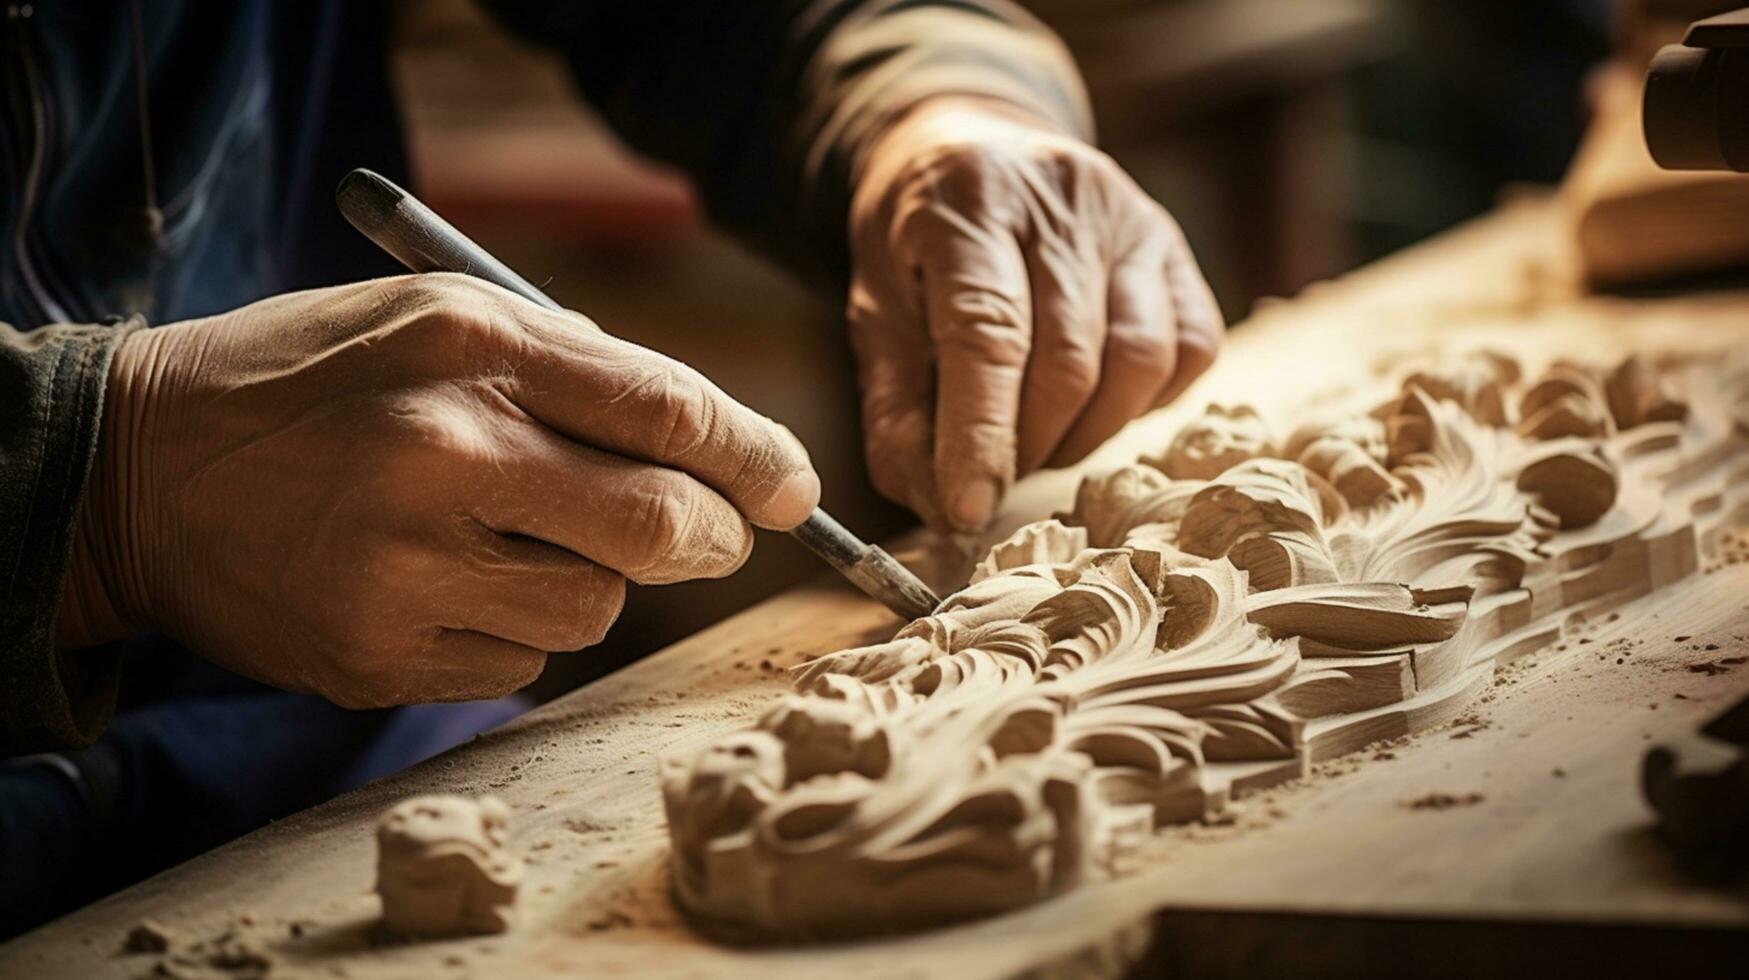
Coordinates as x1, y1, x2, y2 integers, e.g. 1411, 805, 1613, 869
663, 351, 1747, 938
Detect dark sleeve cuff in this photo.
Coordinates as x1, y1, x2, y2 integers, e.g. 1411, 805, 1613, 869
0, 320, 141, 755
481, 0, 1089, 293
793, 1, 1092, 290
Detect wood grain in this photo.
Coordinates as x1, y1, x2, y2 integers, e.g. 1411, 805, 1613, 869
5, 199, 1747, 979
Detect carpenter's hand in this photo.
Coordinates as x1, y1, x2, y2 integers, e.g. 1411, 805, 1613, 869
59, 275, 818, 707
848, 98, 1224, 530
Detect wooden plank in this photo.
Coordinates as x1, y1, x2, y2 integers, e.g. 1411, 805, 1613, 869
5, 198, 1749, 979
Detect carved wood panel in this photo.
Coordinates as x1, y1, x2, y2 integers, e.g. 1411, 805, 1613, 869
661, 351, 1749, 939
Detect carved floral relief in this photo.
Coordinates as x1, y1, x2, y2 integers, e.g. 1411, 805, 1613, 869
662, 350, 1749, 938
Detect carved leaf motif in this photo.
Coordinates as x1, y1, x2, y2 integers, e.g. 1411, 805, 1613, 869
972, 519, 1089, 583
1177, 458, 1341, 590
1283, 414, 1390, 464
1606, 354, 1688, 430
1141, 403, 1274, 480
1068, 464, 1196, 548
1245, 582, 1469, 652
1517, 364, 1614, 441
1402, 349, 1521, 427
1298, 435, 1405, 509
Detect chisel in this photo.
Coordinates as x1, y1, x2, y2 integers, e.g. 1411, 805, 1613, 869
335, 168, 942, 621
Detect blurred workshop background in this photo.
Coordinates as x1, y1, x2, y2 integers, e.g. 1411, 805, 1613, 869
388, 0, 1736, 698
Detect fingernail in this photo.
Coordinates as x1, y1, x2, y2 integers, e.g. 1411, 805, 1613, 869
762, 468, 821, 529
949, 479, 1000, 531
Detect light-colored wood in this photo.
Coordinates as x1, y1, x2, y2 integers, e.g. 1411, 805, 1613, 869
656, 246, 1749, 934
6, 199, 1749, 979
1562, 59, 1749, 288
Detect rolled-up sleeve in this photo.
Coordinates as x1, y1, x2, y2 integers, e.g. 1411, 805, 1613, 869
0, 320, 136, 754
481, 0, 1091, 290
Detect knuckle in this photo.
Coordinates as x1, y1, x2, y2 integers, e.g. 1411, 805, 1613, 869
1052, 316, 1104, 366
569, 569, 625, 647
404, 271, 494, 309
725, 419, 801, 502
1043, 146, 1100, 205
605, 352, 716, 462
392, 276, 520, 352
1108, 324, 1177, 375
629, 484, 697, 573
917, 141, 998, 189
898, 150, 1010, 235
961, 417, 1020, 464
940, 310, 1031, 368
1033, 352, 1102, 407
655, 370, 717, 462
376, 389, 496, 471
1037, 266, 1100, 325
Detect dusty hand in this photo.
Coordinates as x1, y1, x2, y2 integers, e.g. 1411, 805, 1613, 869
60, 275, 818, 707
848, 98, 1224, 530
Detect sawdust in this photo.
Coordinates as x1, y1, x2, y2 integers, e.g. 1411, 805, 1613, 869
120, 920, 274, 980
1703, 528, 1749, 574
585, 910, 635, 932
121, 920, 180, 954
1403, 792, 1486, 811
1446, 712, 1493, 739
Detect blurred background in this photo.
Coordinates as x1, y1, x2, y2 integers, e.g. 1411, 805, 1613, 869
389, 0, 1622, 697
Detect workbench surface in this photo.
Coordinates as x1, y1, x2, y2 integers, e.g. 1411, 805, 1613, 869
6, 199, 1748, 979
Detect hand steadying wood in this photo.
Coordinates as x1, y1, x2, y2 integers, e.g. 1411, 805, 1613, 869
849, 98, 1224, 530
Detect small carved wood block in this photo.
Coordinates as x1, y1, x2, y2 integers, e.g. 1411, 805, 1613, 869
377, 795, 523, 939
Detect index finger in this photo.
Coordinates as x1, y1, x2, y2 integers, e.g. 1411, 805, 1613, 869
1153, 233, 1224, 407
503, 308, 820, 531
924, 228, 1032, 531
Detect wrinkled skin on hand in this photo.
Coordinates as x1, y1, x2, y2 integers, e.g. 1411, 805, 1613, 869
58, 275, 819, 707
849, 98, 1224, 531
